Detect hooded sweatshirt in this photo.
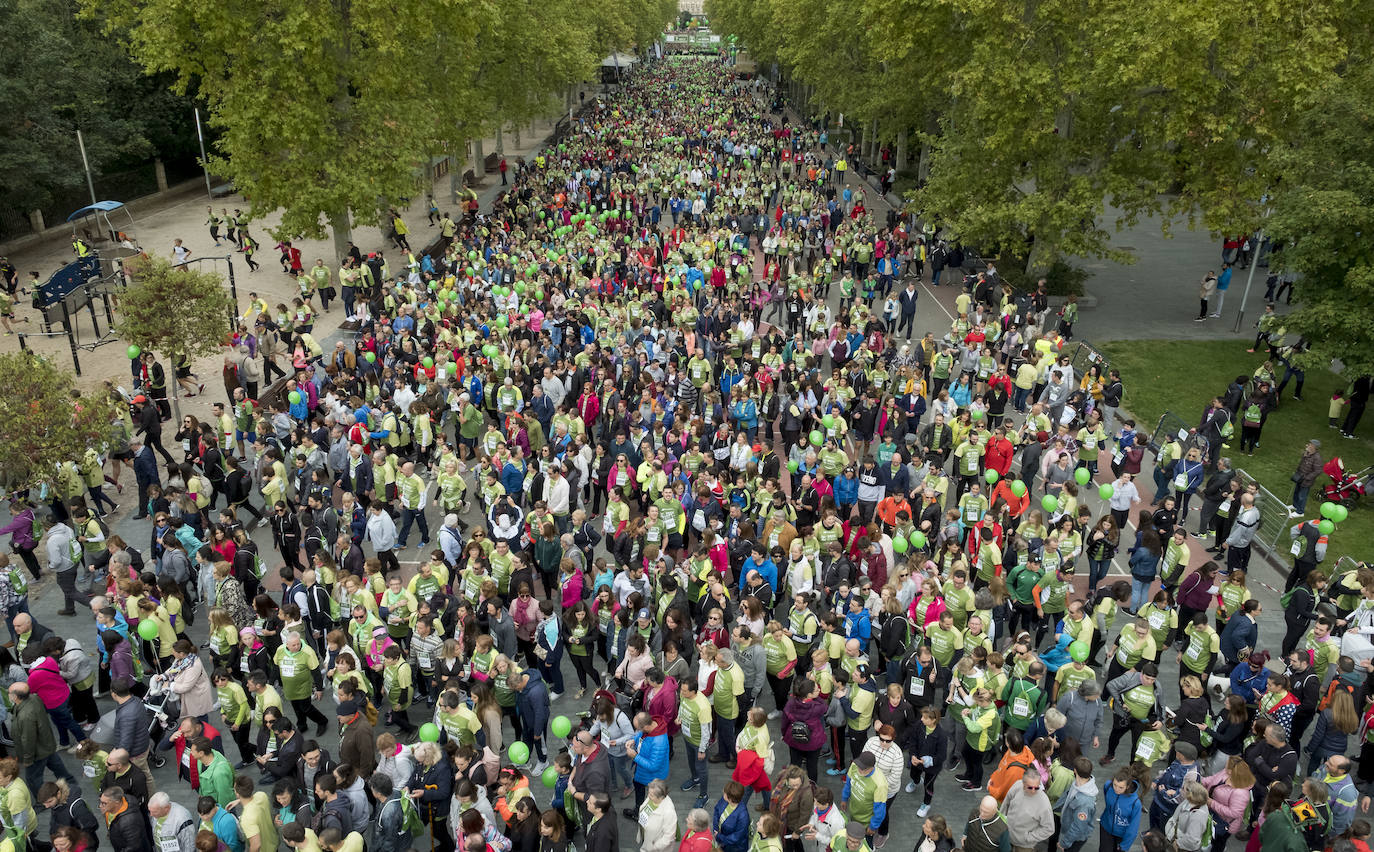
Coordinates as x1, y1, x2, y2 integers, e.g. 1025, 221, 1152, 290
1100, 779, 1142, 851
1056, 776, 1099, 846
631, 715, 670, 784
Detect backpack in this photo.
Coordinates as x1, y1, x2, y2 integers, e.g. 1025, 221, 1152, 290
789, 718, 811, 744
1279, 587, 1296, 609
1320, 677, 1357, 711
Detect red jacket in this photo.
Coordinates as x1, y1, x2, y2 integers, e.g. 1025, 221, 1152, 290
171, 721, 222, 790
643, 677, 680, 735
984, 437, 1015, 477
26, 657, 70, 710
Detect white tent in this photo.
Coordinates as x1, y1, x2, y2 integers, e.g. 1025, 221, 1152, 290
601, 52, 639, 69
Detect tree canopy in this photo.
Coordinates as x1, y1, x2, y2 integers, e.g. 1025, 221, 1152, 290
0, 352, 121, 492
93, 0, 674, 254
1266, 61, 1374, 377
709, 0, 1374, 271
115, 255, 234, 365
0, 0, 196, 215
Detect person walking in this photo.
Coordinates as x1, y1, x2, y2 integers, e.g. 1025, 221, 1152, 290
1001, 768, 1055, 852
9, 681, 74, 796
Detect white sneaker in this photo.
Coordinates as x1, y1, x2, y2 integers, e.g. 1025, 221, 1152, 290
917, 804, 930, 818
531, 759, 548, 775
767, 710, 781, 720
548, 691, 562, 702
1288, 510, 1304, 518
1209, 313, 1221, 318
904, 781, 917, 793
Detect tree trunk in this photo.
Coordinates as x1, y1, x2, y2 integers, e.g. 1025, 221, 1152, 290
495, 126, 504, 156
472, 139, 486, 180
1024, 236, 1050, 281
895, 128, 908, 173
330, 210, 353, 264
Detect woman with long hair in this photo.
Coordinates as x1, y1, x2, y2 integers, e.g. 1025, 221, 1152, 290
1305, 689, 1359, 778
1201, 753, 1255, 852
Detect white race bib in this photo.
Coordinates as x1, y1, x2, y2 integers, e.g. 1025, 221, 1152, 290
280, 658, 297, 678
1291, 539, 1305, 557
1012, 696, 1031, 718
909, 677, 925, 697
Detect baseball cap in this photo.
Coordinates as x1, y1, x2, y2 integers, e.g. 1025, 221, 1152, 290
131, 395, 147, 403
337, 700, 359, 716
637, 608, 650, 620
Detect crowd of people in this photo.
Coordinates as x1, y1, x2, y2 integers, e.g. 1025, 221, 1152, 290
1, 50, 1373, 852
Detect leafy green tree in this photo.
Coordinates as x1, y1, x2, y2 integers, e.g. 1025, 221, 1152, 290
116, 256, 234, 417
1267, 62, 1374, 377
0, 352, 121, 492
0, 0, 174, 214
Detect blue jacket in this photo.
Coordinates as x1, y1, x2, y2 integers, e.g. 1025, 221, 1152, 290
834, 473, 859, 505
1174, 459, 1205, 494
1099, 779, 1141, 851
881, 464, 911, 497
631, 718, 670, 784
1229, 661, 1270, 704
1128, 547, 1161, 582
730, 399, 758, 429
1219, 615, 1258, 664
500, 461, 525, 496
739, 557, 778, 594
516, 669, 550, 739
844, 608, 872, 647
713, 796, 751, 852
1056, 781, 1099, 846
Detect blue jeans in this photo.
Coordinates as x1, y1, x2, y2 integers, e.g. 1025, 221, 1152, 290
1013, 386, 1031, 411
685, 738, 709, 793
1130, 578, 1154, 613
608, 752, 634, 791
48, 699, 86, 747
538, 646, 565, 694
1087, 558, 1112, 593
1291, 484, 1311, 514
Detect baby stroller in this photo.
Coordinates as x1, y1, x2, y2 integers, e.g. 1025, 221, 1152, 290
143, 677, 182, 768
1320, 456, 1371, 507
574, 676, 639, 734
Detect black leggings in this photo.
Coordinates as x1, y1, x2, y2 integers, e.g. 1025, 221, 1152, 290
1106, 714, 1144, 759
767, 673, 792, 712
569, 652, 598, 690
788, 745, 820, 783
961, 741, 988, 786
291, 697, 329, 731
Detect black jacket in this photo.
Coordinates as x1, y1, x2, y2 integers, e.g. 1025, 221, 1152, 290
262, 730, 303, 782
907, 720, 948, 772
107, 805, 149, 852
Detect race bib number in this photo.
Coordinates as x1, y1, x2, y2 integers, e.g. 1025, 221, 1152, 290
1186, 642, 1203, 662
1291, 539, 1305, 557
418, 653, 432, 669
1012, 696, 1031, 718
280, 658, 297, 678
1174, 472, 1189, 490
1148, 611, 1166, 631
909, 678, 925, 697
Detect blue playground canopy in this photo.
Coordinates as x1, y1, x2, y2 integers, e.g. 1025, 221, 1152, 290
66, 201, 126, 222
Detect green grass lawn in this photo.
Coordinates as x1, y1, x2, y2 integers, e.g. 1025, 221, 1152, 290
1098, 340, 1374, 565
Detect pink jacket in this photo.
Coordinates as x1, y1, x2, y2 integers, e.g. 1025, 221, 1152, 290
511, 595, 541, 641
907, 594, 947, 629
1202, 769, 1251, 834
560, 571, 585, 610
27, 656, 71, 709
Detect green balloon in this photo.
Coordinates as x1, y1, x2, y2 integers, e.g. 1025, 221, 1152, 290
1068, 641, 1090, 663
1099, 483, 1115, 500
822, 415, 835, 429
551, 715, 572, 738
496, 315, 508, 327
508, 741, 530, 765
126, 345, 141, 359
892, 535, 908, 554
418, 723, 440, 742
467, 250, 477, 261
446, 362, 458, 375
910, 532, 927, 550
1332, 505, 1349, 523
810, 430, 824, 446
984, 469, 999, 484
364, 352, 376, 363
1042, 494, 1059, 513
535, 289, 545, 301
1320, 502, 1336, 519
515, 282, 526, 295
787, 460, 799, 473
288, 391, 302, 404
970, 409, 985, 421
136, 619, 158, 640
542, 766, 559, 788
1074, 467, 1091, 486
1319, 519, 1335, 535
1010, 480, 1027, 497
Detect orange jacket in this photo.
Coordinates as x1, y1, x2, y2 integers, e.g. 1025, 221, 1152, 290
987, 746, 1035, 803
